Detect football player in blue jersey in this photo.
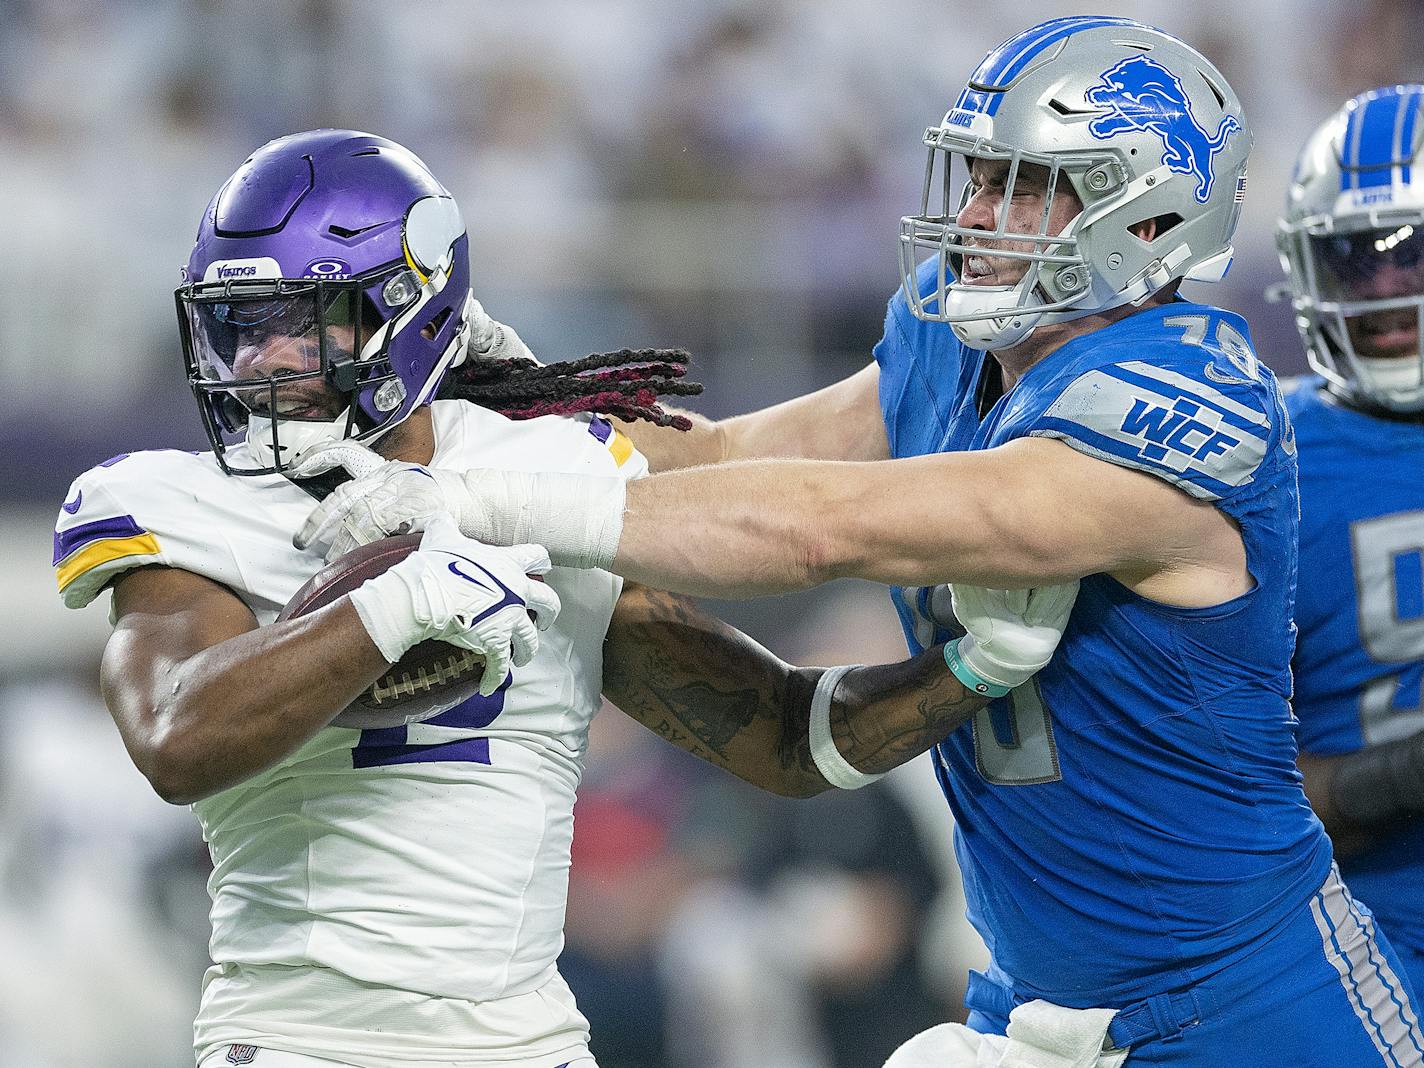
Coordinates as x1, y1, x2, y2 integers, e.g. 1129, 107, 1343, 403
298, 18, 1424, 1068
1278, 85, 1424, 1001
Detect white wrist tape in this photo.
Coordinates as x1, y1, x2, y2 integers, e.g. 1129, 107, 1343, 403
348, 555, 428, 663
809, 664, 885, 790
451, 469, 626, 571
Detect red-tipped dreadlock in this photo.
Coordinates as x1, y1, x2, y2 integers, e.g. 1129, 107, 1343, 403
438, 348, 702, 428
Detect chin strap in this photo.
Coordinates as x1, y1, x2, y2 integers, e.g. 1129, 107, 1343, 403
246, 412, 357, 472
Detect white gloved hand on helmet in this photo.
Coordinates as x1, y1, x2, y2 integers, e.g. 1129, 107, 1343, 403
467, 297, 541, 365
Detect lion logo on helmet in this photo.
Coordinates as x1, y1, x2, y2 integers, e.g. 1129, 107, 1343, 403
1085, 55, 1241, 204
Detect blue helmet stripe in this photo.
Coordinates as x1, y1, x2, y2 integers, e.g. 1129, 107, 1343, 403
1340, 101, 1360, 189
1398, 87, 1422, 185
1356, 92, 1404, 189
972, 17, 1090, 84
954, 87, 995, 113
964, 16, 1144, 116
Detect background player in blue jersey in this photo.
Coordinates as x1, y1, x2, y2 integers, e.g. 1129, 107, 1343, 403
1277, 85, 1424, 1000
297, 19, 1424, 1068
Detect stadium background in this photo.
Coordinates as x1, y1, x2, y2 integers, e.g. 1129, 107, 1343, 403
0, 0, 1416, 1064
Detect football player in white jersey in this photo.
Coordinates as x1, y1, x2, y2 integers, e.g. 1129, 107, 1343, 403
54, 130, 1075, 1068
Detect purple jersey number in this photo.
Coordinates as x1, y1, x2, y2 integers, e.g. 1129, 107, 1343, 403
351, 673, 510, 768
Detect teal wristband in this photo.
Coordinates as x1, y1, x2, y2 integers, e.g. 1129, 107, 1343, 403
944, 637, 1012, 699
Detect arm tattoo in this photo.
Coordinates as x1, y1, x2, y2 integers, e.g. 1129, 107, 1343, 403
603, 585, 787, 760
603, 585, 990, 796
831, 656, 985, 775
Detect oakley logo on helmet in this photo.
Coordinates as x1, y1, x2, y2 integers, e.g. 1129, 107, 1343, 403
304, 258, 351, 278
1086, 56, 1241, 203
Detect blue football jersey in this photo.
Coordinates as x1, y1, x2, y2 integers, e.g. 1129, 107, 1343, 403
1287, 378, 1424, 958
873, 261, 1334, 1006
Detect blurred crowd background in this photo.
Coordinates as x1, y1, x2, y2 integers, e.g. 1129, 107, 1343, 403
3, 0, 1423, 1064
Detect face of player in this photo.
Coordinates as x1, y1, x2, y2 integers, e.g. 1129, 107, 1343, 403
956, 159, 1084, 288
1314, 225, 1424, 361
230, 322, 354, 420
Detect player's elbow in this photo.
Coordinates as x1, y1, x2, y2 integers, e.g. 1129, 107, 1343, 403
139, 712, 224, 805
142, 743, 212, 806
794, 528, 844, 587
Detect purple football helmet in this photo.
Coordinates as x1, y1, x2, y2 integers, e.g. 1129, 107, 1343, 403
176, 129, 473, 475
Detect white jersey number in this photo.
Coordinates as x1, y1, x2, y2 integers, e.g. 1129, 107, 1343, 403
1350, 511, 1424, 746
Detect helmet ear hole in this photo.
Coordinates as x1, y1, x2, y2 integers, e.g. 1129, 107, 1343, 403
1130, 213, 1184, 244
421, 305, 453, 342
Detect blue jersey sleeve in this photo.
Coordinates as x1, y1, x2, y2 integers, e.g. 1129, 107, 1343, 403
992, 307, 1283, 503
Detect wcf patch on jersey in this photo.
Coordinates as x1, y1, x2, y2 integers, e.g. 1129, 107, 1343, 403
225, 1045, 260, 1065
1040, 366, 1269, 495
1119, 394, 1240, 467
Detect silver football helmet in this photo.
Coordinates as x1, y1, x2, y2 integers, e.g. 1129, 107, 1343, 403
900, 16, 1251, 350
1278, 85, 1424, 413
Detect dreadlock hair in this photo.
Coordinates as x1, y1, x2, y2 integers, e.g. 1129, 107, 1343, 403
438, 348, 703, 430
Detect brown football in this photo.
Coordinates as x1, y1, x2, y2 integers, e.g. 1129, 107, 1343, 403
279, 534, 492, 731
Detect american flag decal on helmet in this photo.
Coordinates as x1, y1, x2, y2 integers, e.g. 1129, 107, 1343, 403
225, 1046, 259, 1065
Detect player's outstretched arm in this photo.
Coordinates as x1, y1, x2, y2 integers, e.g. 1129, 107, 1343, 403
297, 430, 1244, 605
601, 584, 978, 797
601, 580, 1075, 796
613, 362, 889, 472
607, 438, 1247, 602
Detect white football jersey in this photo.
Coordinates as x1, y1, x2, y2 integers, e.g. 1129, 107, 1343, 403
53, 401, 647, 1066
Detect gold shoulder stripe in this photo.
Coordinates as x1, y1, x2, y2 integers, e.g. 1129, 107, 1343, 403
608, 429, 634, 468
55, 533, 162, 592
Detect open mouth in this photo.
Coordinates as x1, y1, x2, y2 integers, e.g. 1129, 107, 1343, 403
1353, 312, 1420, 357
961, 250, 1022, 287
962, 255, 994, 283
244, 390, 344, 421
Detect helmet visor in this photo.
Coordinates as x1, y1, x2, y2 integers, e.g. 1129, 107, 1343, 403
183, 282, 361, 420
1307, 224, 1424, 302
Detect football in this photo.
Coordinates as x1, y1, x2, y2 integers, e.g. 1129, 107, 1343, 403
280, 533, 491, 731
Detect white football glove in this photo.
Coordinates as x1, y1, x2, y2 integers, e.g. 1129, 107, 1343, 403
467, 297, 541, 365
293, 440, 625, 571
347, 515, 561, 696
291, 441, 463, 562
947, 581, 1079, 693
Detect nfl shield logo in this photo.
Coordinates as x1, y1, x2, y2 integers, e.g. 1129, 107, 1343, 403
225, 1046, 259, 1065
